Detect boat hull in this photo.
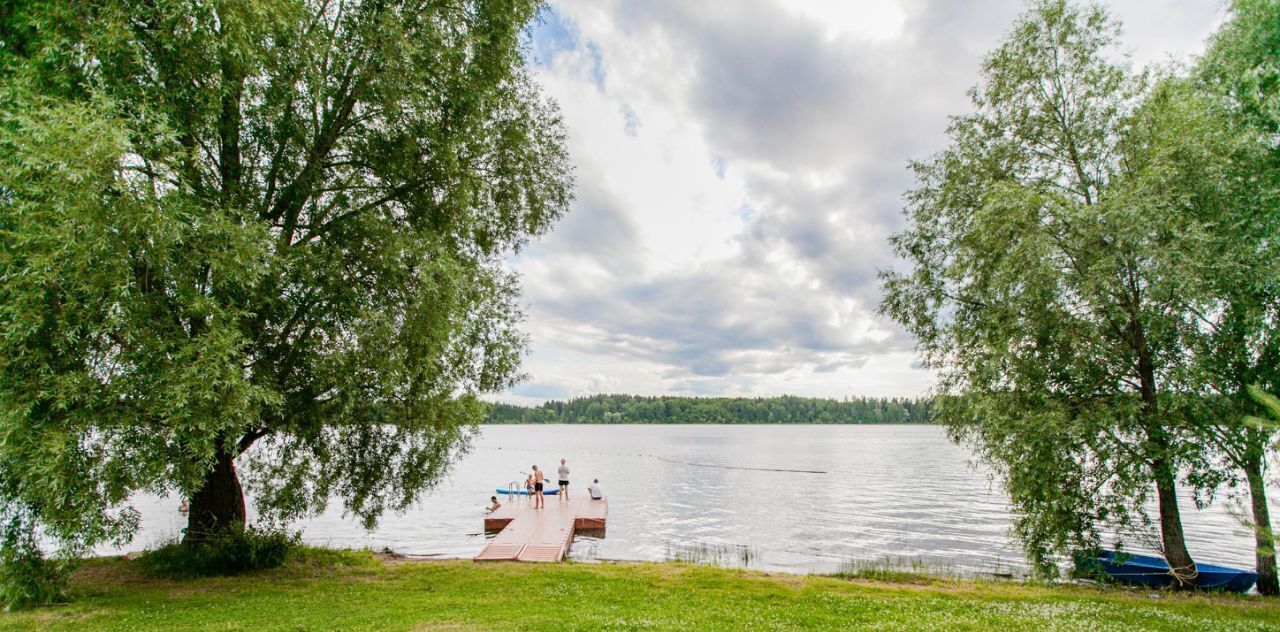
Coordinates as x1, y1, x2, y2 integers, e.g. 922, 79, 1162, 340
496, 488, 560, 495
1075, 551, 1258, 593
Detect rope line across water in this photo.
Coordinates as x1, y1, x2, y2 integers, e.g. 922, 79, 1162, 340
652, 455, 827, 474
481, 446, 828, 475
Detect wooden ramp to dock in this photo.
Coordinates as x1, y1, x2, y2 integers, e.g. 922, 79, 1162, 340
475, 496, 607, 563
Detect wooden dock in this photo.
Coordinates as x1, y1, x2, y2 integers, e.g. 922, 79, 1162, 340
476, 495, 607, 563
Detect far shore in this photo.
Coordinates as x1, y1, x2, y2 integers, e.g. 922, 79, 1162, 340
478, 421, 937, 425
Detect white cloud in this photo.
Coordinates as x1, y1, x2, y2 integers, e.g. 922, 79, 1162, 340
783, 0, 908, 42
500, 0, 1225, 405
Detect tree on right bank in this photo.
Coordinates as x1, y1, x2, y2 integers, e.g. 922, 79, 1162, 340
880, 0, 1280, 593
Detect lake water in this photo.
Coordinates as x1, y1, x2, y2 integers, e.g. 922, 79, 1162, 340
110, 424, 1270, 577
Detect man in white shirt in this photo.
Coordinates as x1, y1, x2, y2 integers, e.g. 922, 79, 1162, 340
588, 479, 603, 500
557, 458, 570, 499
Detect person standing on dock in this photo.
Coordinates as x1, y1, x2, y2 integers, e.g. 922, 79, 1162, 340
557, 458, 570, 499
531, 464, 545, 509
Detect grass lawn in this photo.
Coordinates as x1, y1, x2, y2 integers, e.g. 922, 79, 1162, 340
2, 548, 1276, 631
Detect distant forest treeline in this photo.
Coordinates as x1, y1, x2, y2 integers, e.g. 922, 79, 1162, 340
485, 394, 933, 424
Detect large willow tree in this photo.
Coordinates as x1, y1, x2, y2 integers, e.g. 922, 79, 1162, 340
880, 0, 1270, 584
1189, 0, 1280, 595
0, 0, 571, 555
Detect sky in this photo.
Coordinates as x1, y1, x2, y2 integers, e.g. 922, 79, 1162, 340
497, 0, 1228, 406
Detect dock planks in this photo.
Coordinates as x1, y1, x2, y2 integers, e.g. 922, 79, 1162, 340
475, 495, 607, 563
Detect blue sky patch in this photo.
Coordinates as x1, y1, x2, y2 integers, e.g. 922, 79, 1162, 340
530, 7, 605, 90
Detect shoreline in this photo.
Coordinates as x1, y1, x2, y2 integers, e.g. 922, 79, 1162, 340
88, 544, 1257, 593
8, 548, 1273, 631
101, 546, 1031, 582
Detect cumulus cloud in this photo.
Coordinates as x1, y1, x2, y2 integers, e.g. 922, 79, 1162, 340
499, 0, 1226, 405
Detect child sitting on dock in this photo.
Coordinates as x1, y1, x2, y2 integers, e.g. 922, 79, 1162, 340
588, 479, 603, 500
487, 496, 501, 512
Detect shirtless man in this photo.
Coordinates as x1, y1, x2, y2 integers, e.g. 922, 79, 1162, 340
531, 464, 545, 509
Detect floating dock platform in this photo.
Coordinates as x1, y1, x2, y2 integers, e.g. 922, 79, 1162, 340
475, 495, 607, 562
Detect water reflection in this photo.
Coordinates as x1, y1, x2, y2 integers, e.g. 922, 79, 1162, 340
107, 424, 1272, 577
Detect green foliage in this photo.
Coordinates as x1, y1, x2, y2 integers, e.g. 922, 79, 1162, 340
1198, 0, 1280, 141
1177, 0, 1280, 481
486, 394, 932, 424
0, 0, 572, 599
0, 520, 70, 611
879, 0, 1276, 576
1246, 385, 1280, 436
1177, 0, 1280, 595
0, 0, 572, 575
138, 525, 298, 579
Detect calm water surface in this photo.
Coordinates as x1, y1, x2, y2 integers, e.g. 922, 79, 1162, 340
111, 424, 1270, 576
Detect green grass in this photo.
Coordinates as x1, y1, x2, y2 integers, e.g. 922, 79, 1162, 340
663, 540, 758, 567
1, 547, 1276, 631
833, 558, 955, 585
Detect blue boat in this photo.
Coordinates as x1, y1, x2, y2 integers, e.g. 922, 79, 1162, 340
1074, 550, 1258, 593
495, 487, 559, 496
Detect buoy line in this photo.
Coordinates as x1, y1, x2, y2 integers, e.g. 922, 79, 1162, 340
652, 455, 826, 474
481, 446, 827, 475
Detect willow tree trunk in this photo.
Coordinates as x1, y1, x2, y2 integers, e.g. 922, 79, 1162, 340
1245, 454, 1278, 595
184, 450, 246, 545
1152, 459, 1197, 589
1136, 341, 1196, 589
